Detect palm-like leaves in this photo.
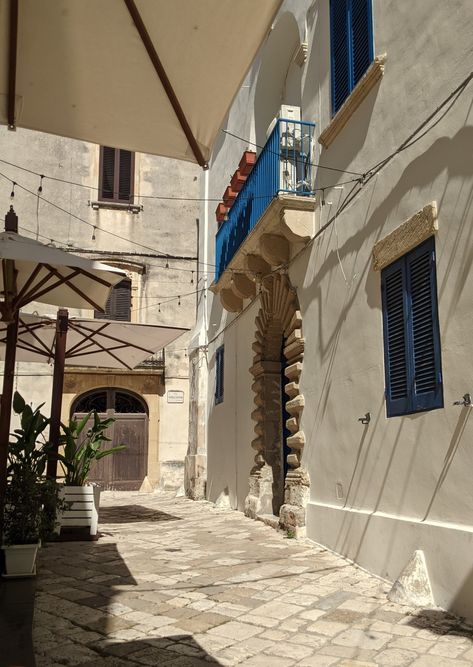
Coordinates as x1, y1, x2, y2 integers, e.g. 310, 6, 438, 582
60, 410, 126, 486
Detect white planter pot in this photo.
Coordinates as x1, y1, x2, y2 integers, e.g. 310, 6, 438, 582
59, 485, 101, 537
2, 542, 39, 577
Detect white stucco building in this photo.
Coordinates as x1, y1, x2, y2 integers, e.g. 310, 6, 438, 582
0, 126, 200, 490
186, 0, 473, 619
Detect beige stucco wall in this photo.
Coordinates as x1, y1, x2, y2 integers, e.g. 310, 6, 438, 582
0, 125, 199, 488
196, 0, 473, 618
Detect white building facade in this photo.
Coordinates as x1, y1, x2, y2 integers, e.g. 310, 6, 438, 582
186, 0, 473, 618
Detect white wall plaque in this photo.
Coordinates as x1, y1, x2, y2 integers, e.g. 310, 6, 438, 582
167, 390, 184, 404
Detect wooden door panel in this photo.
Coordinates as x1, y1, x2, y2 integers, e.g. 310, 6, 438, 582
112, 415, 147, 490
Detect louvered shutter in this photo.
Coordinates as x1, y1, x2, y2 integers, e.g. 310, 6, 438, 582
351, 0, 373, 86
118, 150, 133, 202
215, 346, 224, 404
331, 0, 350, 114
95, 279, 131, 321
330, 0, 373, 115
100, 147, 116, 200
382, 259, 411, 417
406, 238, 443, 412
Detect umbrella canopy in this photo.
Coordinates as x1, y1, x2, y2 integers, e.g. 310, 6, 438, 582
0, 228, 125, 314
0, 208, 126, 512
0, 0, 282, 166
0, 313, 187, 370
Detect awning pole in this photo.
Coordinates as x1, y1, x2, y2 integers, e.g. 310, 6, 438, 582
7, 0, 18, 130
0, 311, 19, 523
46, 309, 68, 480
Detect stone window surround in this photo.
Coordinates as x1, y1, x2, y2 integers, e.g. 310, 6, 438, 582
372, 202, 438, 272
319, 53, 387, 149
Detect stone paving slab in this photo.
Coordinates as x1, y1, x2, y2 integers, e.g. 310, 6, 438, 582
31, 492, 473, 666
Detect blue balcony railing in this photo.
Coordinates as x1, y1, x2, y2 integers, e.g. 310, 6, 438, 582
215, 118, 316, 281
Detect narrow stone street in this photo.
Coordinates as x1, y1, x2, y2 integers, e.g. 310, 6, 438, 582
32, 492, 473, 666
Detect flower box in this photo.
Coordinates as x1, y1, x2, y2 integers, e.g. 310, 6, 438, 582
223, 186, 238, 208
215, 202, 229, 223
2, 542, 39, 577
58, 485, 100, 540
238, 150, 256, 176
230, 169, 247, 192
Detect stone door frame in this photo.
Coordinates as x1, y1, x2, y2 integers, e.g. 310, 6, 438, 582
244, 273, 310, 536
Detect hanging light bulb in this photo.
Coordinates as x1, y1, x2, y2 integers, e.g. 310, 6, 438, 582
10, 182, 16, 199
190, 271, 194, 284
165, 259, 169, 269
91, 225, 96, 241
178, 295, 181, 306
38, 175, 44, 194
158, 303, 161, 312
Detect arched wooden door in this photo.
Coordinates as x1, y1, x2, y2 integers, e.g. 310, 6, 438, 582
72, 388, 148, 490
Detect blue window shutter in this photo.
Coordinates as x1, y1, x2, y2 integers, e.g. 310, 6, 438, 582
330, 0, 373, 114
351, 0, 374, 86
331, 0, 350, 114
382, 259, 410, 417
215, 346, 224, 404
405, 238, 443, 412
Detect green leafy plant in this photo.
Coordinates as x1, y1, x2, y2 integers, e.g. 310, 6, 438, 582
3, 392, 66, 546
60, 410, 126, 486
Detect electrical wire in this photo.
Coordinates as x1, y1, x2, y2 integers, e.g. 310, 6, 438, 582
222, 129, 365, 177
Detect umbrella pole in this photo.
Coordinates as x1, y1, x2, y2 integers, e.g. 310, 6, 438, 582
46, 309, 68, 479
0, 310, 19, 522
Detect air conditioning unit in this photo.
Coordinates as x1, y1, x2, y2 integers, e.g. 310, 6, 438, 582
266, 105, 301, 141
265, 106, 312, 193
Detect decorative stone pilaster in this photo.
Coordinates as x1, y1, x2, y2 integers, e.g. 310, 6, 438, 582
245, 273, 310, 533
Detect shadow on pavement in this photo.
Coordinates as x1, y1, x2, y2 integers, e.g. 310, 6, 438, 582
98, 504, 181, 523
0, 577, 36, 667
88, 635, 222, 665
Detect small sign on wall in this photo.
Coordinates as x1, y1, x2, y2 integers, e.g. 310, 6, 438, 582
167, 390, 184, 404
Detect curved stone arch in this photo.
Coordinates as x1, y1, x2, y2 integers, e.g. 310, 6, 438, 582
254, 11, 303, 150
245, 273, 310, 535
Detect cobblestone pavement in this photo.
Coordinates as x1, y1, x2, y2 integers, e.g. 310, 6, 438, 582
33, 492, 473, 666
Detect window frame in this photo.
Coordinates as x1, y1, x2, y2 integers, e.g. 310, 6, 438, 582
215, 345, 224, 405
94, 277, 132, 322
381, 236, 443, 418
98, 146, 135, 204
330, 0, 374, 115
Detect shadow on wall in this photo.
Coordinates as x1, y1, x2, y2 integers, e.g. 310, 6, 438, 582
254, 12, 301, 149
301, 125, 473, 407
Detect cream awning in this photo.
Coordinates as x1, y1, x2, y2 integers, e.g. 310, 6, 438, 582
0, 0, 282, 166
0, 313, 187, 370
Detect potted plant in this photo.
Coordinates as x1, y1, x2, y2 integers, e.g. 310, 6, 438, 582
2, 393, 65, 577
58, 411, 126, 539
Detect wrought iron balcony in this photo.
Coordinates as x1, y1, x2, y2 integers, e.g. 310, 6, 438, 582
136, 348, 165, 370
215, 118, 316, 282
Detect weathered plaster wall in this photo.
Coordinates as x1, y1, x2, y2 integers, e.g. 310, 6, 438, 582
0, 125, 199, 488
196, 0, 473, 618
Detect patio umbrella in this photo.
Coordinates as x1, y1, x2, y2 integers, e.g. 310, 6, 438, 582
0, 309, 188, 477
0, 0, 282, 167
0, 207, 125, 506
0, 311, 187, 370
